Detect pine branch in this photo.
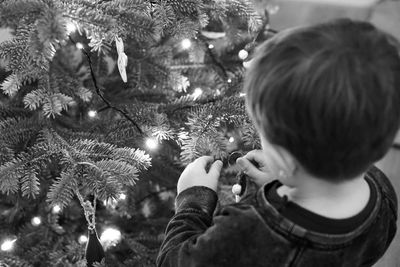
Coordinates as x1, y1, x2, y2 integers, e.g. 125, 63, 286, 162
95, 159, 139, 187
69, 36, 144, 135
112, 147, 151, 171
47, 168, 77, 209
20, 168, 40, 198
0, 254, 33, 267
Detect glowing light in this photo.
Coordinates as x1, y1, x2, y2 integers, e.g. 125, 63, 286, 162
1, 239, 16, 252
119, 193, 126, 200
76, 42, 84, 50
266, 4, 280, 15
181, 39, 192, 49
238, 49, 249, 60
227, 79, 232, 83
88, 110, 97, 118
228, 137, 235, 143
239, 93, 246, 97
52, 205, 61, 214
145, 138, 158, 150
100, 228, 122, 248
78, 235, 88, 244
31, 216, 41, 226
192, 88, 203, 100
66, 22, 77, 34
208, 44, 214, 49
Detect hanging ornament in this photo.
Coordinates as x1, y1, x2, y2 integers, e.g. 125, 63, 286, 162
227, 152, 247, 203
115, 36, 128, 83
232, 171, 247, 203
75, 187, 105, 267
85, 228, 105, 267
238, 49, 249, 60
201, 30, 226, 39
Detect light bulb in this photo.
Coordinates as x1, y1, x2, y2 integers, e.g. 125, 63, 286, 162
52, 205, 61, 214
228, 137, 235, 143
181, 38, 192, 49
192, 88, 203, 100
208, 44, 214, 49
66, 22, 77, 34
1, 239, 16, 252
78, 235, 88, 244
31, 216, 41, 226
266, 4, 280, 15
145, 138, 158, 150
238, 49, 249, 60
100, 228, 122, 248
227, 79, 232, 83
119, 193, 126, 200
76, 42, 84, 50
88, 110, 97, 118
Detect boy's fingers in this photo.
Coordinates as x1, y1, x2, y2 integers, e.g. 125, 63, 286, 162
208, 160, 223, 177
237, 157, 265, 179
245, 150, 266, 164
195, 156, 214, 167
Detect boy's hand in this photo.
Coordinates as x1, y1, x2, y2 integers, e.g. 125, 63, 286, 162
177, 156, 223, 194
236, 150, 275, 187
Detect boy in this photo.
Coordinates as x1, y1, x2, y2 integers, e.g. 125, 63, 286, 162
157, 19, 399, 267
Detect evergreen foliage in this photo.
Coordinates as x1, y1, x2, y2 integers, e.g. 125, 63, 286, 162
0, 0, 266, 265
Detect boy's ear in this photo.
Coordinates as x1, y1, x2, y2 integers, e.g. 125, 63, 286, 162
260, 135, 297, 176
274, 146, 297, 177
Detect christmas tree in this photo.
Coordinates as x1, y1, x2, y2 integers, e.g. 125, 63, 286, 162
0, 0, 275, 265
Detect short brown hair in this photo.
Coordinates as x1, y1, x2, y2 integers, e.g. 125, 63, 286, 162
245, 19, 400, 180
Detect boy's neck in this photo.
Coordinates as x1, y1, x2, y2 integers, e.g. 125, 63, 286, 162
277, 171, 370, 219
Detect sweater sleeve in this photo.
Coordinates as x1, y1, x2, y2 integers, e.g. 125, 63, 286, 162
156, 186, 255, 267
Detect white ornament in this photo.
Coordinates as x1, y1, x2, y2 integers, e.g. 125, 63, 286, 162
115, 36, 128, 83
238, 49, 249, 60
232, 184, 242, 195
232, 183, 243, 203
201, 31, 226, 39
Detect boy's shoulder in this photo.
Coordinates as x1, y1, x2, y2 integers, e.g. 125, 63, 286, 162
366, 165, 398, 215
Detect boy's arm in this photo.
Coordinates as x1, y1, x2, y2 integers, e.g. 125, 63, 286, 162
156, 186, 217, 266
157, 155, 254, 266
157, 186, 258, 267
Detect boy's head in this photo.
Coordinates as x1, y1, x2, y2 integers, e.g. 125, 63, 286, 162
244, 19, 400, 180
